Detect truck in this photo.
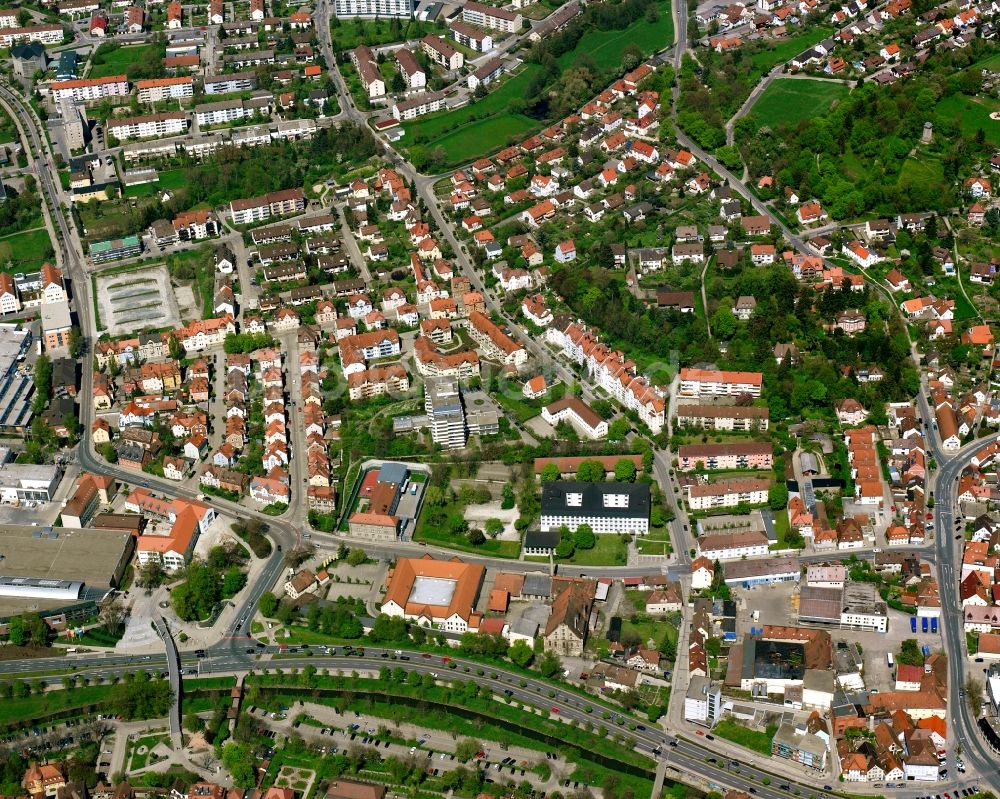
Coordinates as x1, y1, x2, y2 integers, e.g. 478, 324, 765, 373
922, 617, 929, 633
931, 617, 938, 634
887, 652, 894, 669
922, 644, 932, 657
911, 617, 917, 633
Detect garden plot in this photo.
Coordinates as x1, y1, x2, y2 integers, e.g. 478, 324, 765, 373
95, 265, 181, 337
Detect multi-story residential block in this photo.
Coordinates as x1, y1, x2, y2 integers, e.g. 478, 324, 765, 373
467, 57, 504, 91
675, 404, 769, 431
347, 364, 410, 400
229, 187, 305, 224
395, 48, 425, 89
686, 478, 770, 511
194, 96, 271, 127
350, 45, 385, 98
467, 310, 526, 366
0, 24, 64, 47
541, 397, 608, 439
108, 111, 188, 140
697, 529, 769, 559
333, 0, 414, 17
678, 367, 763, 397
392, 90, 447, 121
51, 74, 128, 103
136, 76, 193, 103
420, 34, 463, 70
676, 442, 773, 471
540, 480, 650, 535
546, 319, 665, 432
425, 378, 466, 449
450, 19, 493, 51
202, 71, 258, 94
684, 676, 722, 726
461, 0, 521, 32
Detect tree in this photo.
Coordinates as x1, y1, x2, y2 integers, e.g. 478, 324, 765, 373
508, 639, 534, 668
575, 460, 605, 482
99, 598, 129, 638
614, 459, 637, 483
6, 615, 23, 646
390, 72, 406, 93
184, 714, 205, 733
966, 676, 983, 717
711, 307, 738, 339
454, 738, 482, 763
608, 417, 630, 441
537, 650, 562, 678
221, 743, 255, 787
484, 518, 504, 538
540, 463, 561, 482
259, 591, 279, 617
768, 483, 788, 511
573, 524, 596, 550
67, 327, 84, 358
167, 333, 183, 361
346, 548, 367, 566
466, 528, 486, 546
501, 483, 516, 509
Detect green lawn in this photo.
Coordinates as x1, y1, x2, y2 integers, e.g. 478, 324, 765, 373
556, 535, 628, 566
713, 719, 778, 755
935, 93, 1000, 146
329, 18, 438, 51
89, 44, 162, 78
749, 78, 850, 128
897, 151, 945, 194
749, 26, 833, 74
402, 65, 541, 157
124, 166, 189, 198
0, 228, 54, 271
558, 0, 674, 71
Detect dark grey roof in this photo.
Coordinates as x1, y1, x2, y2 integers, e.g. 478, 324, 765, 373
523, 530, 560, 549
541, 480, 650, 519
521, 573, 551, 597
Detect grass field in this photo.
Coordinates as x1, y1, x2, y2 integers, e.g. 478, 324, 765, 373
897, 152, 945, 194
556, 535, 628, 566
123, 166, 189, 198
402, 64, 542, 164
0, 228, 54, 271
89, 44, 161, 78
329, 17, 438, 51
749, 26, 833, 74
558, 0, 674, 71
749, 78, 850, 128
935, 93, 1000, 146
713, 719, 778, 755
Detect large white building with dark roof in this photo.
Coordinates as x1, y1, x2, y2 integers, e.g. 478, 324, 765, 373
540, 481, 649, 535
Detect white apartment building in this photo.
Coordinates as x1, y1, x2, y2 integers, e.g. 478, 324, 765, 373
696, 530, 770, 560
136, 76, 193, 103
393, 90, 447, 121
541, 397, 608, 439
0, 24, 64, 47
678, 367, 763, 397
51, 74, 129, 102
195, 98, 269, 127
395, 48, 426, 90
108, 111, 187, 141
540, 480, 650, 535
0, 10, 18, 26
333, 0, 413, 17
450, 19, 493, 51
229, 188, 305, 225
467, 310, 526, 367
461, 0, 521, 32
546, 320, 665, 433
203, 71, 258, 94
420, 34, 463, 70
684, 677, 722, 726
686, 478, 770, 511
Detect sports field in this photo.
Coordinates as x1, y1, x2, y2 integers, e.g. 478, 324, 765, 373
124, 167, 189, 198
749, 78, 851, 128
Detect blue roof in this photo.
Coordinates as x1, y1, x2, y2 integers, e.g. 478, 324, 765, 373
377, 462, 408, 486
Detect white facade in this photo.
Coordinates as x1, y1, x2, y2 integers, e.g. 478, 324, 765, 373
108, 112, 187, 140
333, 0, 413, 16
136, 77, 193, 103
51, 75, 129, 103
